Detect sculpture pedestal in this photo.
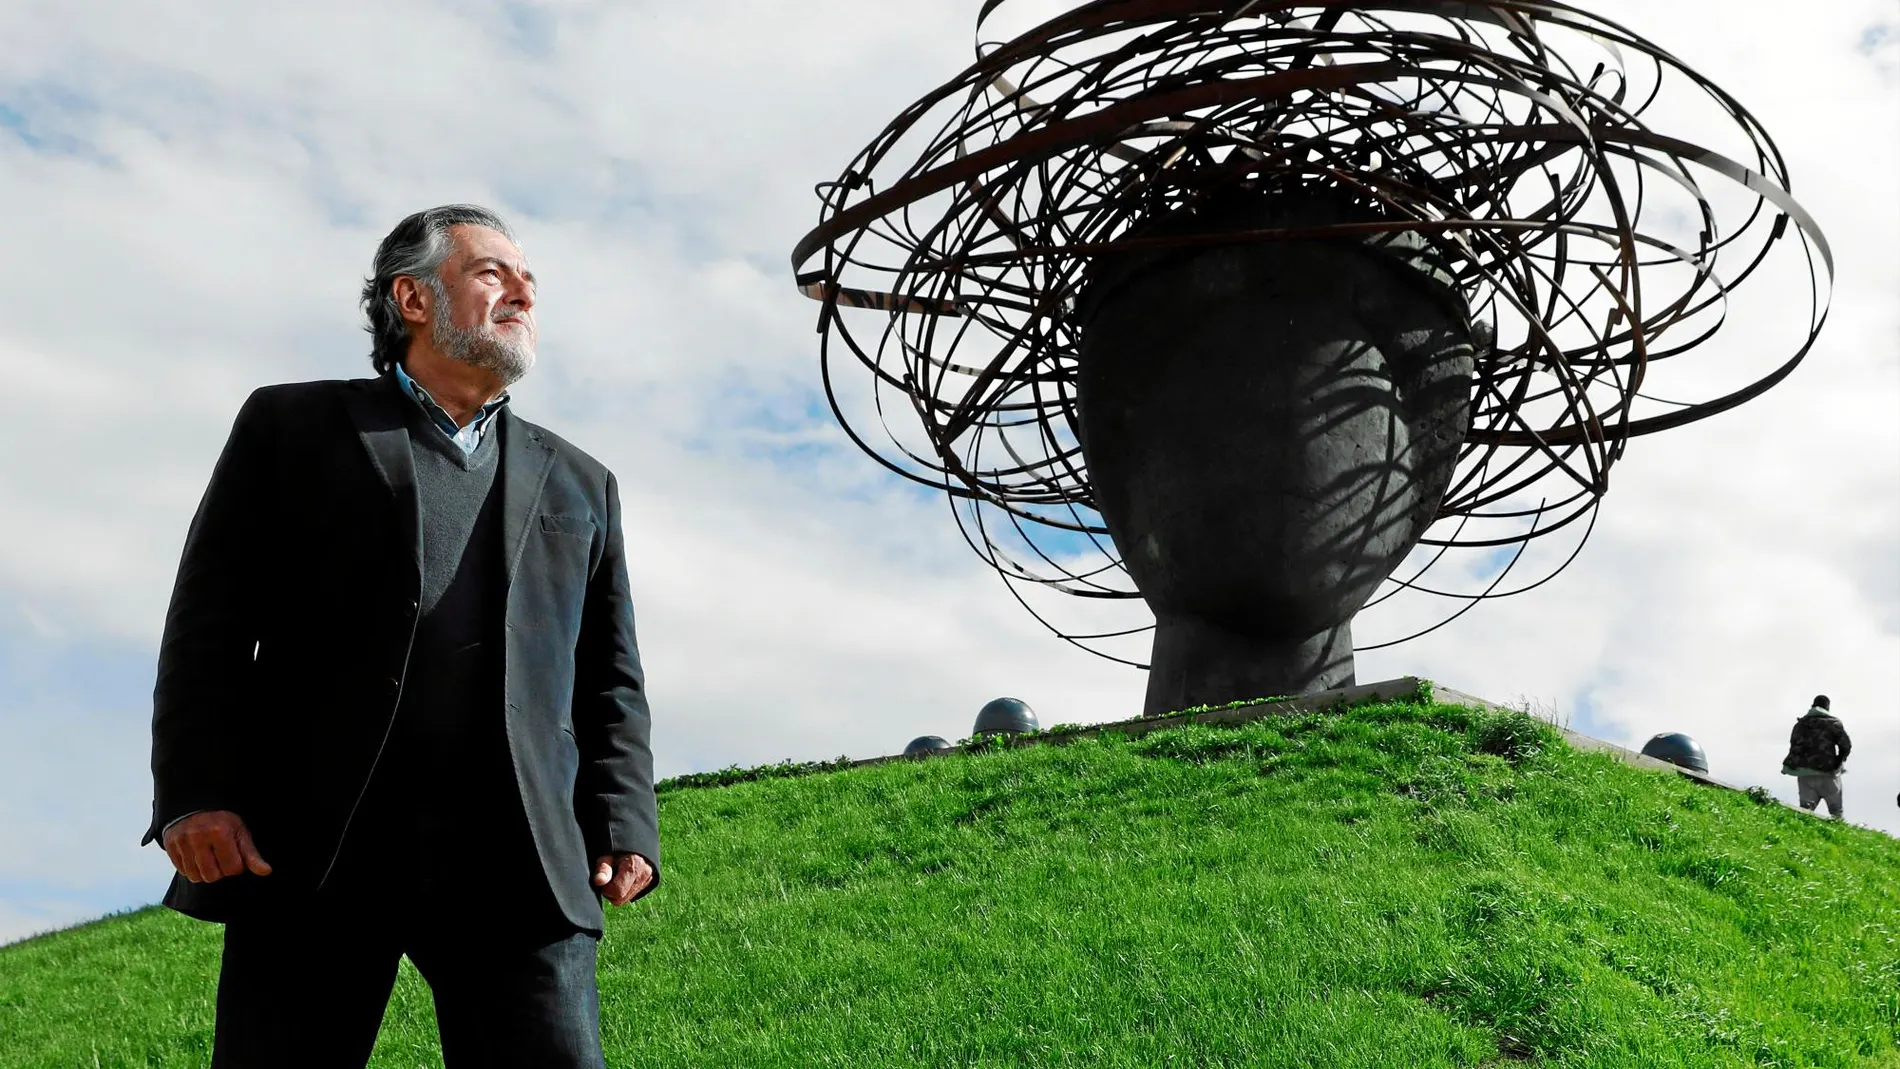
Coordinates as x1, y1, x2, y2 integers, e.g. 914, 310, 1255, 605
1144, 616, 1354, 715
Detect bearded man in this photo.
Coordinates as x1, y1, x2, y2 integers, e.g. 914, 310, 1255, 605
144, 204, 658, 1067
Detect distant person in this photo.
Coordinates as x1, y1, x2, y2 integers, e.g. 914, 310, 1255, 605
1780, 694, 1850, 819
145, 205, 659, 1067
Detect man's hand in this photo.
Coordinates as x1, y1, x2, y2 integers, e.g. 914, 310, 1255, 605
161, 811, 272, 884
591, 853, 653, 906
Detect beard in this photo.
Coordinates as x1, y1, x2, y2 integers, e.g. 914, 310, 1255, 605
431, 303, 537, 387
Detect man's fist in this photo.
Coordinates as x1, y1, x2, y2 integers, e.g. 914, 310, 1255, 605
592, 853, 654, 906
161, 811, 272, 884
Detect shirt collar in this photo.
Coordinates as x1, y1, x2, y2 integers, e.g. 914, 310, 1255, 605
392, 361, 510, 442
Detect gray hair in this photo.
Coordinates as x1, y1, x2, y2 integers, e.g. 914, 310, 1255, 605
360, 204, 517, 375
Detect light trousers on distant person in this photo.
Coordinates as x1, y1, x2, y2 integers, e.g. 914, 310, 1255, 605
1796, 773, 1844, 819
209, 885, 605, 1069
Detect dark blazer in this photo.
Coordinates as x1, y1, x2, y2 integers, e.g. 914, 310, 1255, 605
145, 376, 659, 930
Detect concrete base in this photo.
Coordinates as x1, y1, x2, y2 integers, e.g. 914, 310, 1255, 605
1143, 615, 1354, 715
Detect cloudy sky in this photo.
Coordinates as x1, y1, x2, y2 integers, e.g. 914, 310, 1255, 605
0, 0, 1893, 945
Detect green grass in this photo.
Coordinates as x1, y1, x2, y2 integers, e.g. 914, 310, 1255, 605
5, 697, 1897, 1067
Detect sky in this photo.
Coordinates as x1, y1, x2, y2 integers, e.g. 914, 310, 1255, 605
0, 0, 1893, 946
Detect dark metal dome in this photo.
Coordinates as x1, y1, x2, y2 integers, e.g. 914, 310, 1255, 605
904, 735, 955, 756
973, 697, 1040, 736
1640, 732, 1709, 774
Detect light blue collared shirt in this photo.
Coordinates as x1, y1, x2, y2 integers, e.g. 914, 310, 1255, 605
393, 362, 510, 455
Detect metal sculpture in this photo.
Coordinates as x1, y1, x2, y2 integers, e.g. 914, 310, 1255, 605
792, 0, 1829, 710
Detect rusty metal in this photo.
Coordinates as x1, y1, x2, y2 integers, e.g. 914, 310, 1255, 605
792, 0, 1830, 665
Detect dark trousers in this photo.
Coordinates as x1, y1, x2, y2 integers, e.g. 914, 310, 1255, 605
210, 892, 604, 1068
211, 773, 601, 1069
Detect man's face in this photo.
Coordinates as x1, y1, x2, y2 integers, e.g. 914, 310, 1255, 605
426, 224, 538, 386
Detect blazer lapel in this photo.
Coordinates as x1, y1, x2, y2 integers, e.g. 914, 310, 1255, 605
499, 408, 558, 593
341, 377, 423, 587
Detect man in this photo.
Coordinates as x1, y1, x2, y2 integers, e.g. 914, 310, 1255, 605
1781, 694, 1850, 820
145, 204, 658, 1067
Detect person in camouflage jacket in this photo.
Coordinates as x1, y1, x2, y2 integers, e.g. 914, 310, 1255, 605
1781, 695, 1851, 818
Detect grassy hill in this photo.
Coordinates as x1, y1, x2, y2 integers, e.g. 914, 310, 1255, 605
4, 692, 1897, 1067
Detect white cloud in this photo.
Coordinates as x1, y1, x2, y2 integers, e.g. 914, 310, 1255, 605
0, 0, 1893, 943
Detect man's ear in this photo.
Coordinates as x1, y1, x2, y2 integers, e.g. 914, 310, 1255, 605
393, 275, 432, 328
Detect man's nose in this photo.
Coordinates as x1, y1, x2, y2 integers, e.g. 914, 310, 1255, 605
506, 276, 535, 311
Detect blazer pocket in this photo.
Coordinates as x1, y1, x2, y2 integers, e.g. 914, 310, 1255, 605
538, 513, 595, 540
